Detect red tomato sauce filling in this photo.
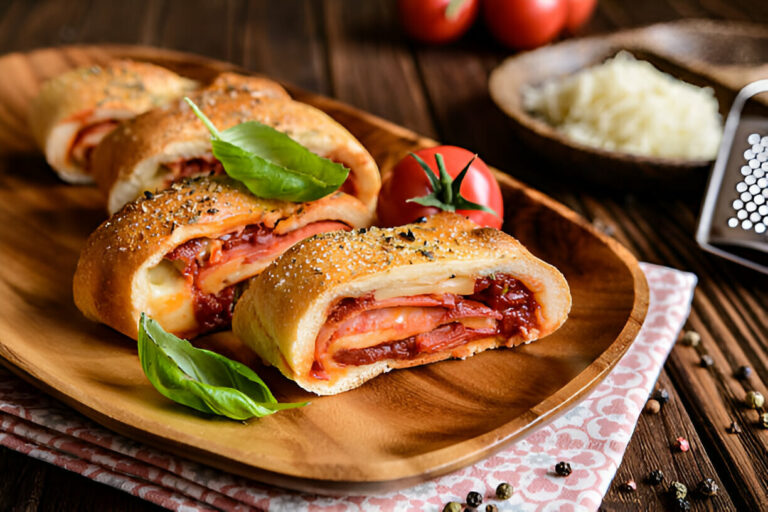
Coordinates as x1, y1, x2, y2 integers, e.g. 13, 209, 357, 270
166, 221, 351, 335
311, 274, 540, 380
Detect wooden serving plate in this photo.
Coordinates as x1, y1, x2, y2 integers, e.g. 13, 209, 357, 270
0, 45, 648, 494
489, 19, 768, 189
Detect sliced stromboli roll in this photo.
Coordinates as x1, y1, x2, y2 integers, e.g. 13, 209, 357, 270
73, 176, 370, 340
233, 212, 572, 395
27, 60, 198, 184
91, 92, 381, 214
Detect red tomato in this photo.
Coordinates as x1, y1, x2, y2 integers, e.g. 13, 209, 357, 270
377, 146, 504, 229
483, 0, 568, 50
565, 0, 597, 33
398, 0, 479, 44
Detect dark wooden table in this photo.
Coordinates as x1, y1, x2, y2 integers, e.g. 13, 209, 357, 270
0, 1, 766, 510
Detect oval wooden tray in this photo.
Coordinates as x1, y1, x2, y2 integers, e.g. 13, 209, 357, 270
0, 45, 648, 494
489, 19, 768, 189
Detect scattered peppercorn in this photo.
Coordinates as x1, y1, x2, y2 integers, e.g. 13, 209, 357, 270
760, 412, 768, 429
652, 389, 670, 404
645, 399, 661, 414
675, 437, 690, 452
495, 482, 513, 500
727, 420, 742, 434
736, 365, 753, 379
414, 216, 428, 223
700, 354, 714, 367
620, 480, 637, 492
745, 390, 765, 409
673, 497, 692, 511
697, 478, 719, 497
669, 481, 688, 500
485, 505, 498, 512
681, 330, 700, 347
466, 491, 482, 508
443, 502, 462, 512
647, 469, 664, 485
555, 461, 572, 476
143, 190, 154, 200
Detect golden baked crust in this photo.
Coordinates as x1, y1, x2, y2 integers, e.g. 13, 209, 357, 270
204, 72, 291, 99
233, 212, 572, 395
27, 59, 198, 183
91, 92, 381, 214
73, 176, 371, 339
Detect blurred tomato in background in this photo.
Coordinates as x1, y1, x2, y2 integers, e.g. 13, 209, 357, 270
397, 0, 480, 44
398, 0, 597, 49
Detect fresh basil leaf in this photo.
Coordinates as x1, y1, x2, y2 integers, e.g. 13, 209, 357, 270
185, 97, 349, 202
138, 313, 307, 420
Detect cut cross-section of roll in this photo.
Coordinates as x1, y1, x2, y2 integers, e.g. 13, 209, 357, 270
233, 212, 572, 395
91, 92, 381, 215
27, 60, 199, 184
73, 177, 371, 340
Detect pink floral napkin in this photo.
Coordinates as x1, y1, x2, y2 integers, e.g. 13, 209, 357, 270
0, 262, 696, 512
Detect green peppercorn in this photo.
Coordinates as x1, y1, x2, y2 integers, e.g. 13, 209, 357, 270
443, 502, 462, 512
647, 469, 664, 485
485, 505, 498, 512
745, 390, 765, 409
555, 461, 572, 476
466, 491, 482, 508
495, 482, 513, 500
669, 481, 687, 500
760, 412, 768, 429
673, 497, 692, 511
697, 478, 719, 497
681, 330, 700, 347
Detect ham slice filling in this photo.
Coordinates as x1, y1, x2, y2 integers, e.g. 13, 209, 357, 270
165, 220, 351, 335
69, 120, 120, 167
311, 274, 540, 380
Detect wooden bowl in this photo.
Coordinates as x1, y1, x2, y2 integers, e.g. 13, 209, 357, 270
489, 19, 768, 189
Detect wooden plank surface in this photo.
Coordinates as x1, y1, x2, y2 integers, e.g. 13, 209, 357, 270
0, 0, 766, 510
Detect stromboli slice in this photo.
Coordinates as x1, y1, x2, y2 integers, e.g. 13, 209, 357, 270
73, 177, 370, 339
91, 92, 381, 214
28, 60, 198, 184
233, 212, 572, 395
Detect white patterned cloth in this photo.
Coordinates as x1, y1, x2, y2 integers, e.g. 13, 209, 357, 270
0, 262, 696, 511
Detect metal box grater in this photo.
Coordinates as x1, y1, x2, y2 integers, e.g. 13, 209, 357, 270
696, 80, 768, 274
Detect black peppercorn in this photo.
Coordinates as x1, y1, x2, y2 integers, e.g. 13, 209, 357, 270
485, 506, 498, 512
620, 480, 637, 492
669, 481, 688, 500
443, 502, 462, 512
736, 365, 752, 379
647, 469, 664, 485
466, 491, 482, 508
414, 216, 428, 223
697, 478, 719, 497
495, 482, 513, 500
652, 389, 670, 404
555, 461, 572, 476
727, 420, 742, 434
700, 354, 714, 367
673, 498, 692, 511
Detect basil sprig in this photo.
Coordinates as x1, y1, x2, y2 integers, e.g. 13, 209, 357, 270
138, 313, 307, 420
185, 97, 349, 202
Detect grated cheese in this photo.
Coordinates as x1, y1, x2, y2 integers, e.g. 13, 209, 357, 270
523, 52, 723, 160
